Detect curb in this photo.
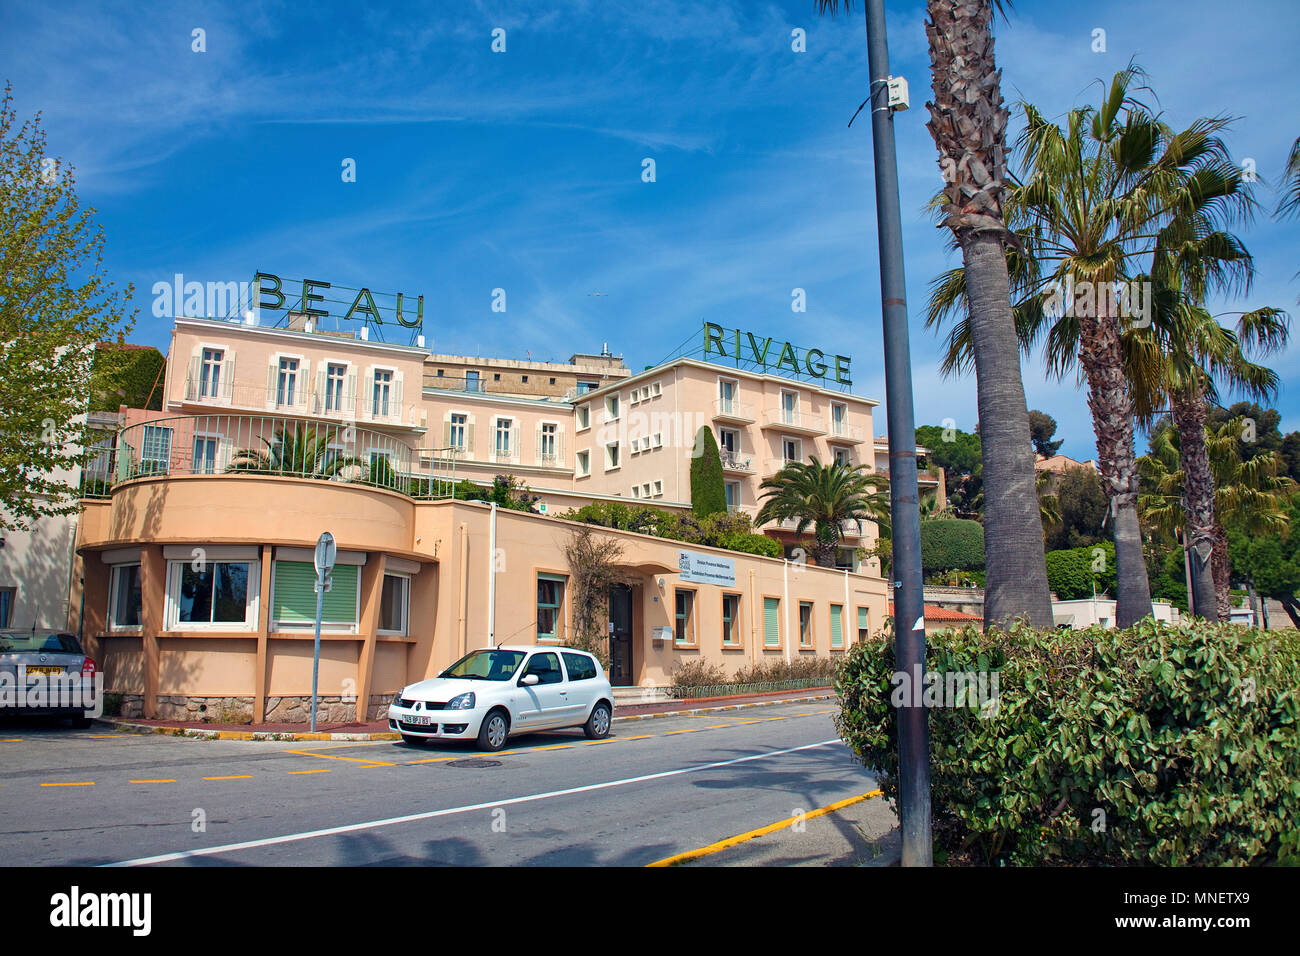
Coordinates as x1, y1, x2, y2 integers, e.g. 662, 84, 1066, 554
98, 692, 837, 742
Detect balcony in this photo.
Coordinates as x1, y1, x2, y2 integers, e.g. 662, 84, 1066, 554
712, 398, 756, 425
827, 420, 866, 444
760, 409, 825, 436
719, 450, 755, 474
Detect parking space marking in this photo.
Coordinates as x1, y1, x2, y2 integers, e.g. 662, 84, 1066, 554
527, 744, 573, 752
129, 779, 176, 784
283, 749, 394, 767
87, 734, 143, 739
2, 738, 23, 742
203, 775, 252, 781
664, 728, 700, 735
287, 769, 331, 775
622, 733, 657, 740
41, 781, 95, 787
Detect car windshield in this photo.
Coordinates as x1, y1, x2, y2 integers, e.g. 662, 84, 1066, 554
439, 649, 526, 681
0, 631, 84, 654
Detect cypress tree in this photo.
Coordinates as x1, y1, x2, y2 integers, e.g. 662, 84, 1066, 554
690, 426, 727, 518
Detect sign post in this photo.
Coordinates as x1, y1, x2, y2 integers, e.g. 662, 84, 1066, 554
310, 532, 336, 733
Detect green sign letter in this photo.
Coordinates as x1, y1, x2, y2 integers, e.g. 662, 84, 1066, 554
804, 348, 827, 378
703, 322, 727, 357
301, 279, 330, 318
834, 354, 852, 385
255, 272, 284, 311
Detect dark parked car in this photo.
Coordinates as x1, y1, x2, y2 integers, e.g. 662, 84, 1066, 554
0, 630, 98, 728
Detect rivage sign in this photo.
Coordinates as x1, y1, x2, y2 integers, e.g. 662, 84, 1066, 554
255, 272, 424, 331
702, 321, 852, 386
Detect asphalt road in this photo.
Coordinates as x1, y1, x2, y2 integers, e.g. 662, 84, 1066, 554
0, 701, 886, 866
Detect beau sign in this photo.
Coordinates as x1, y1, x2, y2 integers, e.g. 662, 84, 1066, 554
255, 272, 424, 330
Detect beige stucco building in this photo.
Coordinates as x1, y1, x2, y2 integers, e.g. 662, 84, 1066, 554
67, 313, 891, 722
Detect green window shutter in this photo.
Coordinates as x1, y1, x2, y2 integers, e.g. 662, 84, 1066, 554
831, 605, 843, 648
273, 561, 359, 624
763, 597, 780, 647
857, 607, 869, 639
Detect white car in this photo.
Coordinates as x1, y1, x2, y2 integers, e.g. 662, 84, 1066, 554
388, 645, 614, 751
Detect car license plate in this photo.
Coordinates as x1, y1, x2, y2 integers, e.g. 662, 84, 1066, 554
26, 666, 63, 676
403, 714, 433, 726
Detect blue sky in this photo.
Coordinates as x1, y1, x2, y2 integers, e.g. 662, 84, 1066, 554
3, 0, 1297, 459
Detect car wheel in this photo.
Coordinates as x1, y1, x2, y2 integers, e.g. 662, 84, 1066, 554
477, 709, 509, 751
584, 702, 612, 740
401, 734, 428, 747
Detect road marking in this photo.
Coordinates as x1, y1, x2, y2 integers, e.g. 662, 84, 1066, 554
284, 749, 394, 766
129, 779, 176, 784
703, 724, 732, 729
287, 769, 331, 775
664, 729, 700, 735
646, 789, 884, 867
203, 775, 252, 781
622, 734, 656, 740
87, 734, 142, 738
41, 781, 95, 787
404, 756, 459, 764
2, 738, 21, 742
528, 744, 572, 752
104, 738, 844, 866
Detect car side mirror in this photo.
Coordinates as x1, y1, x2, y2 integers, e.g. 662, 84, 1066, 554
520, 673, 539, 686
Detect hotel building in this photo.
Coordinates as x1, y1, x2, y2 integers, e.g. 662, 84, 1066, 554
69, 312, 894, 722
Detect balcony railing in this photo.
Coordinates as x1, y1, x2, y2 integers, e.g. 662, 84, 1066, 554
761, 409, 826, 434
719, 450, 754, 473
713, 398, 756, 423
827, 420, 865, 442
101, 414, 459, 499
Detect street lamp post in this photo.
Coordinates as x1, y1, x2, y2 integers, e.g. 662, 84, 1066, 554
860, 0, 932, 866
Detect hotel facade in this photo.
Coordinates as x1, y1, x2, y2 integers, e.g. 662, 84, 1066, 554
69, 310, 895, 722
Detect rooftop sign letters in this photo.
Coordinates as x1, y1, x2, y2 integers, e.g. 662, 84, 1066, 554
702, 321, 851, 387
254, 272, 424, 333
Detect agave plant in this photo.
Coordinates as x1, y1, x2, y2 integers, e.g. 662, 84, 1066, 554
756, 457, 890, 568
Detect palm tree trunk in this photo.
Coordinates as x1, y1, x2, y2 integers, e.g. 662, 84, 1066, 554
924, 0, 1054, 629
1077, 312, 1153, 626
1170, 385, 1219, 622
961, 234, 1055, 628
1211, 520, 1231, 621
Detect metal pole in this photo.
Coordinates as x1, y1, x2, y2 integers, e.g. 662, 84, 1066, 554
862, 0, 931, 866
487, 502, 498, 644
310, 585, 324, 733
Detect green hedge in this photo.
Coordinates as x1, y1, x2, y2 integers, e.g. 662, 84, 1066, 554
835, 620, 1300, 865
1045, 541, 1117, 599
919, 518, 985, 574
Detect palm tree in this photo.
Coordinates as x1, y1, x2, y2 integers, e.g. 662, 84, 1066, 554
929, 66, 1242, 626
1139, 417, 1295, 619
228, 424, 360, 478
817, 0, 1053, 630
1036, 468, 1061, 540
1276, 136, 1300, 223
756, 457, 890, 568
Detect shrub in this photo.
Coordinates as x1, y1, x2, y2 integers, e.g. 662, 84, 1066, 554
668, 659, 730, 690
1044, 541, 1117, 599
919, 519, 985, 574
835, 620, 1300, 865
733, 658, 840, 685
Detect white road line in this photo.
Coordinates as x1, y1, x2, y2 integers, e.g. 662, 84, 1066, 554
103, 738, 845, 867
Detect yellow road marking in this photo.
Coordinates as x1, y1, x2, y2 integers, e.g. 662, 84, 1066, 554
664, 728, 700, 735
41, 781, 95, 787
284, 749, 394, 766
405, 756, 459, 764
287, 769, 331, 775
582, 738, 617, 745
647, 789, 884, 867
623, 734, 656, 740
88, 734, 142, 738
203, 775, 252, 781
1, 738, 20, 742
528, 744, 573, 752
129, 779, 176, 784
703, 724, 732, 729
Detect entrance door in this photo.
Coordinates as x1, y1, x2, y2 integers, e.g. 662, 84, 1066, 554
608, 584, 634, 686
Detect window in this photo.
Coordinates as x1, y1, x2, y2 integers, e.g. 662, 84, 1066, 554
539, 422, 558, 463
325, 363, 347, 412
372, 369, 392, 416
522, 651, 563, 684
536, 574, 566, 640
436, 369, 445, 378
724, 481, 739, 509
781, 391, 798, 424
495, 418, 514, 459
833, 446, 851, 467
549, 377, 556, 386
576, 381, 597, 394
193, 435, 219, 474
493, 373, 501, 381
271, 561, 358, 630
521, 375, 529, 383
606, 394, 620, 421
831, 402, 847, 434
141, 425, 172, 473
379, 574, 409, 634
857, 607, 870, 643
277, 358, 299, 406
674, 589, 695, 645
172, 561, 254, 627
718, 427, 738, 454
449, 413, 468, 450
576, 450, 590, 477
200, 349, 223, 399
562, 652, 597, 682
783, 437, 801, 464
464, 370, 481, 392
0, 588, 13, 627
719, 378, 737, 413
576, 405, 590, 430
109, 565, 143, 629
764, 597, 781, 648
605, 441, 620, 470
722, 594, 740, 646
830, 604, 844, 649
799, 601, 814, 647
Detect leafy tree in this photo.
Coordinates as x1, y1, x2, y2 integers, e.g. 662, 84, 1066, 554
1027, 410, 1063, 458
1044, 541, 1117, 600
918, 518, 985, 575
1045, 466, 1108, 551
689, 426, 727, 519
1, 85, 135, 531
1228, 500, 1300, 627
89, 344, 165, 413
757, 458, 890, 568
916, 423, 983, 518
